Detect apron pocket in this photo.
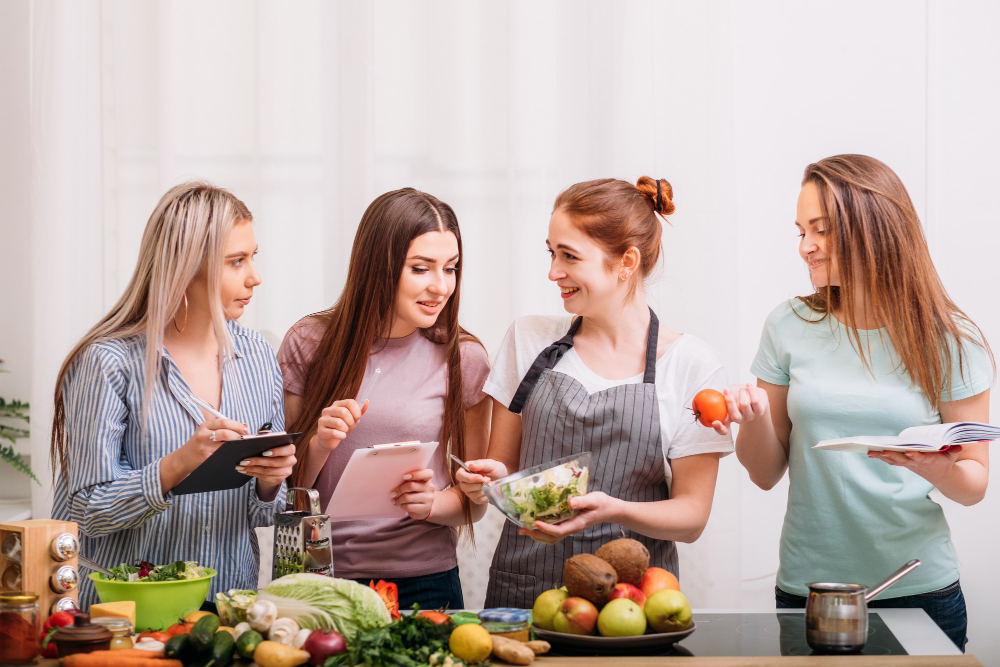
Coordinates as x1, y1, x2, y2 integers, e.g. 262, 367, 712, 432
486, 569, 538, 607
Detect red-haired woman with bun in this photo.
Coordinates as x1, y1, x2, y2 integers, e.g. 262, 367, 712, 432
458, 177, 734, 607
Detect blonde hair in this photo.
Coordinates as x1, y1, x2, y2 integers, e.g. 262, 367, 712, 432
50, 181, 252, 476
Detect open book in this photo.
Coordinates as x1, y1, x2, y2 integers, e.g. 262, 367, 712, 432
814, 422, 1000, 453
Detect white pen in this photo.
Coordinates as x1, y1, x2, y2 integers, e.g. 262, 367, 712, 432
190, 395, 230, 420
356, 367, 383, 406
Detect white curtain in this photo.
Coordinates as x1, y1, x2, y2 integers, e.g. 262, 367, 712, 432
7, 0, 1000, 657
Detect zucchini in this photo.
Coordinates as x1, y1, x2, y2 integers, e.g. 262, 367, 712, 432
235, 629, 263, 660
204, 628, 236, 667
164, 632, 192, 660
190, 613, 222, 651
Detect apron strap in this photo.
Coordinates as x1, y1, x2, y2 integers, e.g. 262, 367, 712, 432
508, 317, 582, 414
643, 307, 659, 384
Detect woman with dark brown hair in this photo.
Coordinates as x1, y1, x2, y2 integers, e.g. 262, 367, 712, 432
278, 188, 490, 609
458, 176, 734, 608
721, 155, 993, 650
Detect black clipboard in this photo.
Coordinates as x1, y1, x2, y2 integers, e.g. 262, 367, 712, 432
172, 432, 301, 496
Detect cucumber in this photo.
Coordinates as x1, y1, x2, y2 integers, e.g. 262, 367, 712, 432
235, 629, 263, 660
204, 629, 235, 667
190, 613, 221, 652
164, 632, 192, 660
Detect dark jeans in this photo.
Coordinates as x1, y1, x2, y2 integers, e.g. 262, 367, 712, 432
775, 581, 968, 652
355, 566, 464, 612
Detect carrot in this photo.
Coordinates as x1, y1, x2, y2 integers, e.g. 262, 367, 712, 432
62, 650, 180, 666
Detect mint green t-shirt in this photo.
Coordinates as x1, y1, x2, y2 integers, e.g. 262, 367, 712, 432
750, 300, 992, 597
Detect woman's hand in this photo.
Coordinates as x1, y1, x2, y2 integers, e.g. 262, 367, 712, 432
518, 492, 621, 544
161, 418, 248, 493
314, 399, 367, 452
714, 382, 769, 435
392, 468, 436, 521
868, 446, 964, 482
239, 444, 297, 498
455, 459, 508, 504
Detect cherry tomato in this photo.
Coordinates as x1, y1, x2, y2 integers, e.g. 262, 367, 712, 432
691, 388, 727, 427
417, 610, 453, 625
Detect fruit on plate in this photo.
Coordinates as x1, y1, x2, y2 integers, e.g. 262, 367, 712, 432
552, 597, 599, 635
597, 598, 647, 637
563, 553, 618, 606
449, 622, 493, 662
532, 588, 569, 630
595, 537, 650, 586
608, 582, 647, 609
639, 566, 680, 599
644, 589, 693, 633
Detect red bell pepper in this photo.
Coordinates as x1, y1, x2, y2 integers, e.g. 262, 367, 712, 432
369, 579, 400, 620
40, 608, 80, 658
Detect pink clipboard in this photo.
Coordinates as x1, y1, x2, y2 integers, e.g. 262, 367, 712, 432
326, 441, 439, 521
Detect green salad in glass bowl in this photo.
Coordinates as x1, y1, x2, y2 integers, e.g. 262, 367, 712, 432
483, 452, 590, 528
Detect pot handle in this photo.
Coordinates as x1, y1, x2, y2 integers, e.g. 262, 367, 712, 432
865, 559, 920, 602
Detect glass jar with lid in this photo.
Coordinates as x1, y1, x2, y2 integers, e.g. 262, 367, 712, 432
478, 607, 531, 642
0, 591, 41, 665
91, 617, 134, 650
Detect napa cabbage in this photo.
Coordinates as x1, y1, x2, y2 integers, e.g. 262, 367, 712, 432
257, 573, 391, 641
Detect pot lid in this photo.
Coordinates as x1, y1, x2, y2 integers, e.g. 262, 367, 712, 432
51, 613, 114, 644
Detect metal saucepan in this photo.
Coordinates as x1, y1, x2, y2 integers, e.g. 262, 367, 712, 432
805, 559, 920, 653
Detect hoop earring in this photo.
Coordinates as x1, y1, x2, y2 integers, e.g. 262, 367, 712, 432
173, 292, 189, 333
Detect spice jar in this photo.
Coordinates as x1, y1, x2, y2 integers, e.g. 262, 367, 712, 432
478, 607, 531, 642
0, 592, 40, 665
49, 613, 112, 657
91, 617, 133, 650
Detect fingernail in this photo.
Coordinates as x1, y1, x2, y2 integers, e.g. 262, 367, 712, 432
236, 466, 246, 473
403, 474, 412, 480
389, 492, 397, 499
240, 460, 251, 466
263, 450, 273, 457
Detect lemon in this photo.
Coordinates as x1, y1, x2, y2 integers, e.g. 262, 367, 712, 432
449, 623, 492, 662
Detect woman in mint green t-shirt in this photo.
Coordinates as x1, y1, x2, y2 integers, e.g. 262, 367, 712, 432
717, 155, 993, 652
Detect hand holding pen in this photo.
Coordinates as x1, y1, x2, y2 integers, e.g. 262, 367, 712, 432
314, 369, 382, 453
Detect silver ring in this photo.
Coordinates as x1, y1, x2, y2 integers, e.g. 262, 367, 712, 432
210, 430, 217, 442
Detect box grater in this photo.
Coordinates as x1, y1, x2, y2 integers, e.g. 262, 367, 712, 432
272, 487, 333, 579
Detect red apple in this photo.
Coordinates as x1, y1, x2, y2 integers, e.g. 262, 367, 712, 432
639, 566, 680, 599
609, 582, 647, 609
552, 596, 599, 635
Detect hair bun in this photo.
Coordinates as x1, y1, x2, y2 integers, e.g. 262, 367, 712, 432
636, 176, 675, 216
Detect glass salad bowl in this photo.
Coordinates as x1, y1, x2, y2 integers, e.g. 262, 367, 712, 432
483, 452, 591, 529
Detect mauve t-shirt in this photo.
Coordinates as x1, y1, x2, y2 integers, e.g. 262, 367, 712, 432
277, 316, 490, 579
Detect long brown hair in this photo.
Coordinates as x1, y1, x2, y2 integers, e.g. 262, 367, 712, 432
50, 182, 251, 478
286, 188, 481, 528
799, 154, 993, 407
554, 176, 674, 298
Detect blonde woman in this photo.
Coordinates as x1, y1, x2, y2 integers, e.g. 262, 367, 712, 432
722, 155, 993, 650
51, 182, 294, 608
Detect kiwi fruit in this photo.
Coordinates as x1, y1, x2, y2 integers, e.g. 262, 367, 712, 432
563, 553, 618, 605
595, 537, 650, 586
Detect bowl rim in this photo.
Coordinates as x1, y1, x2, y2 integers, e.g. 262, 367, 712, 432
88, 567, 217, 585
486, 451, 591, 488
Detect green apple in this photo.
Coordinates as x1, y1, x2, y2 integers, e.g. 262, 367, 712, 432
644, 589, 692, 633
532, 588, 569, 630
597, 598, 647, 636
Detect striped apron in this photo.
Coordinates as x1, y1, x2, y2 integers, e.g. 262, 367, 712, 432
485, 309, 676, 608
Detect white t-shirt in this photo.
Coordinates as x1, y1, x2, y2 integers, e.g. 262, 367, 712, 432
484, 315, 734, 488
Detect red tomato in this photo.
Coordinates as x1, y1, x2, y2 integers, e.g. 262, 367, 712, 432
691, 388, 727, 427
166, 621, 194, 636
417, 610, 452, 625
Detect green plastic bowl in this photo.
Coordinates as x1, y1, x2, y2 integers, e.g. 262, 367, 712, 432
88, 568, 217, 631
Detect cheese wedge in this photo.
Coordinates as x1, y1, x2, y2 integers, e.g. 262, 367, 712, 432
90, 600, 136, 626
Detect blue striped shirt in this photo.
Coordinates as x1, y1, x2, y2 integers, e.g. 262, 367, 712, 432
52, 320, 286, 608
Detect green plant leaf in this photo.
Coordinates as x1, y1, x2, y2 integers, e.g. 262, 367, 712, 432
0, 444, 40, 485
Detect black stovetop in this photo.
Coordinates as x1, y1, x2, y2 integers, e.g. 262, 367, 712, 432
548, 611, 908, 657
